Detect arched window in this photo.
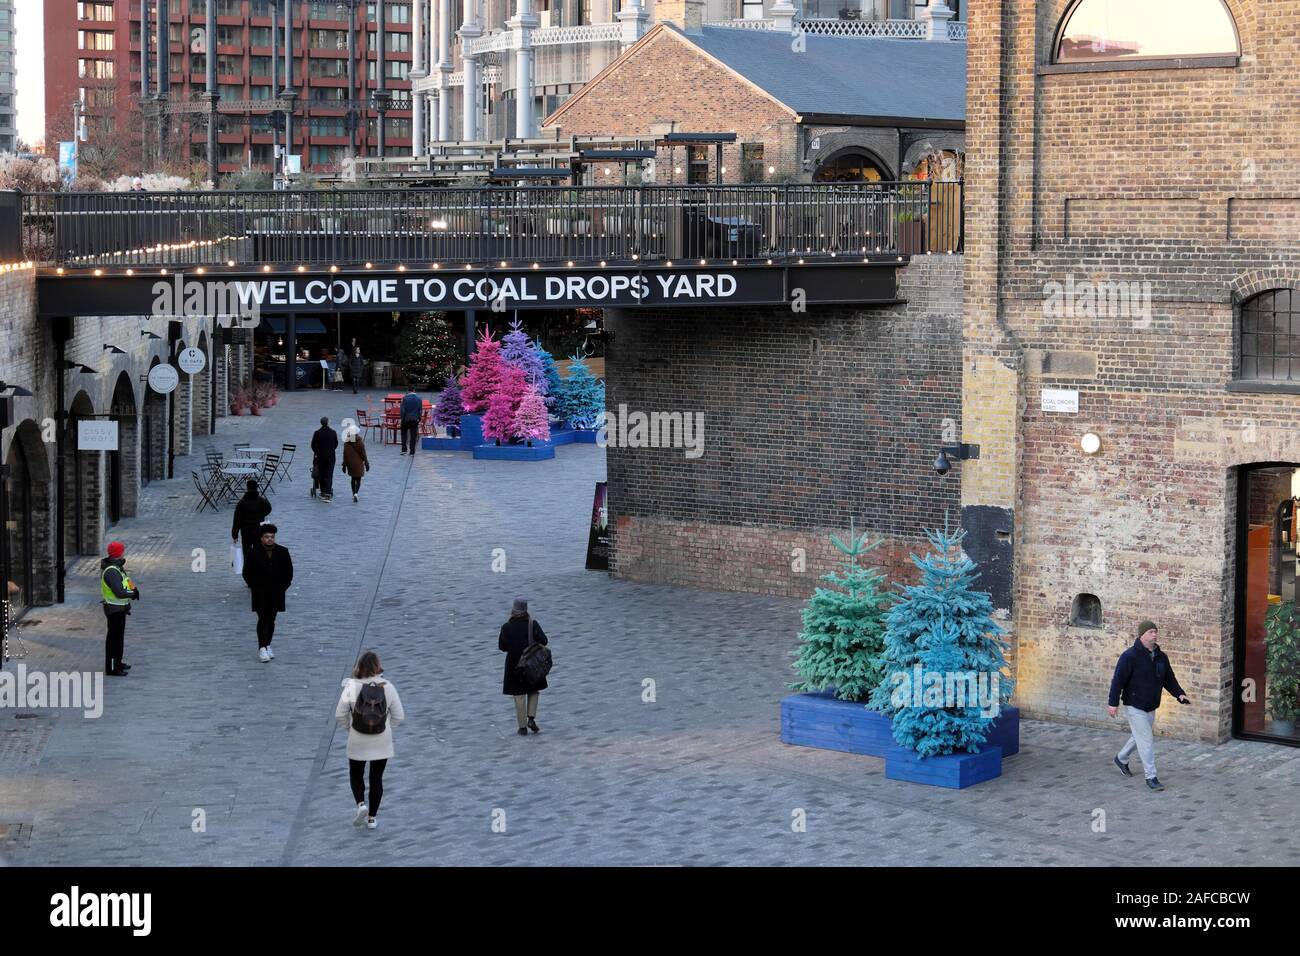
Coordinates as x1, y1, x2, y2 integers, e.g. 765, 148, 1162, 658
1071, 593, 1103, 628
1054, 0, 1239, 64
813, 151, 887, 184
1239, 289, 1300, 382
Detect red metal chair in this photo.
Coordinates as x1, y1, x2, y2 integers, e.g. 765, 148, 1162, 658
419, 407, 435, 437
382, 410, 402, 445
356, 409, 377, 442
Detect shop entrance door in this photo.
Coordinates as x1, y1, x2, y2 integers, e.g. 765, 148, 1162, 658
1235, 464, 1300, 745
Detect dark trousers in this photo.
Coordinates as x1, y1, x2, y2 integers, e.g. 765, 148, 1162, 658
401, 420, 419, 453
349, 758, 388, 816
350, 476, 362, 495
256, 609, 277, 648
316, 458, 335, 497
104, 610, 126, 672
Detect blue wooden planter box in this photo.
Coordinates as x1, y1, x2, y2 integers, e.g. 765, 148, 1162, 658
781, 693, 1019, 790
885, 745, 1003, 789
471, 442, 555, 461
780, 691, 896, 756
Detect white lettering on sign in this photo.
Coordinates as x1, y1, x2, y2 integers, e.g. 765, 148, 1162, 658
177, 347, 206, 375
148, 363, 179, 395
1041, 388, 1080, 413
77, 419, 119, 451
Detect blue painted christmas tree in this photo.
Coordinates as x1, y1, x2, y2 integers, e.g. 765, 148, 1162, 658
555, 354, 605, 429
539, 348, 563, 412
868, 524, 1014, 757
790, 520, 892, 702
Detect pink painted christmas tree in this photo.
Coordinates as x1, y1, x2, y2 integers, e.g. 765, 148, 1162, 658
481, 364, 529, 442
512, 384, 551, 443
460, 329, 505, 414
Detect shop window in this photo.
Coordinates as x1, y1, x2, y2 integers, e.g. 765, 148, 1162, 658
1053, 0, 1239, 65
1239, 289, 1300, 382
741, 143, 765, 182
813, 150, 885, 183
1070, 593, 1103, 628
687, 145, 710, 185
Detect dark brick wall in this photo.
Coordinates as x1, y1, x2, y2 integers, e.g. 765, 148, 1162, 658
605, 254, 963, 596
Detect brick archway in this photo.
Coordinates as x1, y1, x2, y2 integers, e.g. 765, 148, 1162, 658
110, 371, 140, 523
64, 391, 103, 557
5, 420, 55, 608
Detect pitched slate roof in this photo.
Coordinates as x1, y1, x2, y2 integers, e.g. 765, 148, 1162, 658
682, 26, 966, 123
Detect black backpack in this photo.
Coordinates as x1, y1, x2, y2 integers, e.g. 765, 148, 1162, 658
351, 681, 388, 735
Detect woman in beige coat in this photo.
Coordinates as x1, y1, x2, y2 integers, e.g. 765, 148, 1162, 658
341, 424, 370, 503
335, 651, 405, 829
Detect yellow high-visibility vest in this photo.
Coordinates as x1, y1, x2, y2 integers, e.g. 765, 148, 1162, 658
101, 566, 135, 606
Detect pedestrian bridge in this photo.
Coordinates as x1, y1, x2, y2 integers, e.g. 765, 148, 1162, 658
10, 182, 963, 315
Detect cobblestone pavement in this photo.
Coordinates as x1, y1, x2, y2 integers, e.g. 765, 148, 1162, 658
2, 388, 1299, 866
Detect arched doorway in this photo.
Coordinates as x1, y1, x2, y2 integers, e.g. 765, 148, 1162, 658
109, 371, 140, 523
4, 421, 54, 609
813, 150, 888, 183
64, 391, 102, 557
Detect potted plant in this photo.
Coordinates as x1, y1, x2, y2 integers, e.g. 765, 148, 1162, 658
895, 184, 926, 255
1265, 601, 1300, 735
229, 388, 249, 416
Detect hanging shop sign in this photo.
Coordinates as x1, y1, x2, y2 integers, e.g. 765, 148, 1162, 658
77, 419, 119, 451
148, 363, 179, 395
585, 481, 610, 572
178, 347, 207, 375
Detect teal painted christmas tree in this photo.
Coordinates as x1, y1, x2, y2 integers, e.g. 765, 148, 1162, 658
555, 354, 605, 429
868, 524, 1014, 757
790, 520, 891, 702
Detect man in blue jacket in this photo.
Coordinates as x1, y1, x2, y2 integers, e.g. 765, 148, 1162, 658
1107, 621, 1190, 791
399, 386, 423, 455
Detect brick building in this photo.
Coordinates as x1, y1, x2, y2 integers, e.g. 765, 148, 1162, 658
0, 0, 14, 153
42, 0, 416, 176
542, 16, 966, 186
959, 0, 1300, 746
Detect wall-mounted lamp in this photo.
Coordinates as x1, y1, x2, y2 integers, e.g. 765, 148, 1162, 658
141, 330, 162, 340
103, 344, 126, 354
59, 361, 96, 374
933, 443, 980, 477
1080, 433, 1102, 455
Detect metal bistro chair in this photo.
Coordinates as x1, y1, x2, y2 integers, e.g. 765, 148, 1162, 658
258, 453, 281, 497
192, 471, 222, 514
356, 409, 377, 442
201, 461, 230, 504
382, 408, 402, 445
275, 443, 296, 482
419, 407, 435, 438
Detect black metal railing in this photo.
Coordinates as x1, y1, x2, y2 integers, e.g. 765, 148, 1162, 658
18, 181, 964, 269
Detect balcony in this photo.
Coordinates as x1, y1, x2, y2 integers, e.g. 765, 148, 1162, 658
19, 182, 963, 270
704, 18, 966, 39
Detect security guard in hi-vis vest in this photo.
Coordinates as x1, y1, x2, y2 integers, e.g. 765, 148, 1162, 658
101, 541, 140, 676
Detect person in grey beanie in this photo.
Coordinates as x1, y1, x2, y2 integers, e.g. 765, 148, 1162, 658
1107, 620, 1190, 791
499, 597, 549, 736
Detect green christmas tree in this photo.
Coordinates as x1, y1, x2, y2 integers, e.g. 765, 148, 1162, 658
867, 524, 1014, 757
790, 520, 892, 702
398, 312, 459, 390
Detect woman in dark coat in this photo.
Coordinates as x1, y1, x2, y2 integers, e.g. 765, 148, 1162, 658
241, 523, 294, 663
231, 479, 272, 557
498, 597, 548, 736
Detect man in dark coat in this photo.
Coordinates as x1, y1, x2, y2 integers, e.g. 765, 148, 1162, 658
231, 478, 272, 559
101, 540, 140, 676
241, 523, 293, 663
1107, 620, 1190, 791
311, 416, 339, 502
350, 343, 364, 395
498, 597, 549, 735
399, 386, 423, 455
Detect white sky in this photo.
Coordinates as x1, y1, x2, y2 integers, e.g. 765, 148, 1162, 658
16, 0, 45, 148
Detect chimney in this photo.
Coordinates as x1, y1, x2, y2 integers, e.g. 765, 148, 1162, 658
657, 0, 705, 35
919, 0, 955, 41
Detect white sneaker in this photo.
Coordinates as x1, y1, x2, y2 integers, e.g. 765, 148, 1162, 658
353, 493, 358, 503
258, 647, 270, 663
265, 645, 274, 660
353, 803, 368, 827
366, 817, 378, 830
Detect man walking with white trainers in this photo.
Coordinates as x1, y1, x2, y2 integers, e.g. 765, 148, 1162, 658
241, 523, 294, 663
1107, 620, 1190, 792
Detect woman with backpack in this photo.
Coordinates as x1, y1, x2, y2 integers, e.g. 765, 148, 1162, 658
499, 597, 550, 736
335, 651, 405, 829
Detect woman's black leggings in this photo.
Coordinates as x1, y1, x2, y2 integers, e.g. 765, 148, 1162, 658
351, 476, 363, 495
349, 759, 387, 816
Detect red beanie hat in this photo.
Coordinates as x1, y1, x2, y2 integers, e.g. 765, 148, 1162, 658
106, 541, 125, 559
